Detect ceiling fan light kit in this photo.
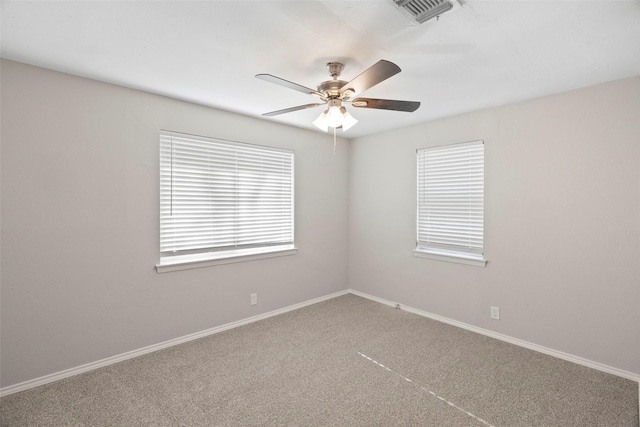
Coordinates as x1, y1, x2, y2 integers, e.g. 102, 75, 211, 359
313, 99, 358, 132
256, 59, 420, 134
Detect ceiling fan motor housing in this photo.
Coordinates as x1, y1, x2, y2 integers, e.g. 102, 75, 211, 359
318, 62, 351, 98
317, 79, 348, 97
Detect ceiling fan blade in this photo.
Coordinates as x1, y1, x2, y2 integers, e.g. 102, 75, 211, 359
262, 103, 325, 117
256, 74, 325, 99
339, 60, 401, 97
351, 98, 420, 112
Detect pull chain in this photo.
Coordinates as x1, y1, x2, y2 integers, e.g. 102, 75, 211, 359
333, 127, 337, 155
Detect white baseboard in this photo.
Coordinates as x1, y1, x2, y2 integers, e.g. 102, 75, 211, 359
2, 288, 637, 398
349, 289, 640, 383
0, 289, 350, 397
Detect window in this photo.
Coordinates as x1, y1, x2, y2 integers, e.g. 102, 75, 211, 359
415, 140, 486, 266
157, 131, 295, 272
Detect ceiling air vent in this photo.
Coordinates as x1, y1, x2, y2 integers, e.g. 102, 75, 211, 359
392, 0, 455, 24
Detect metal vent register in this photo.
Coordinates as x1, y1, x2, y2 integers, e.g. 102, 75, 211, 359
392, 0, 455, 24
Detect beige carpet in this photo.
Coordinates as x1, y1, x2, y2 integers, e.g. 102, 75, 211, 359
1, 294, 638, 426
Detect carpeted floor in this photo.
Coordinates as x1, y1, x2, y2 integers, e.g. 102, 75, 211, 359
1, 294, 638, 426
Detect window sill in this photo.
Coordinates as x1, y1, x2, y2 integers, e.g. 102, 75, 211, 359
156, 245, 298, 273
413, 249, 487, 267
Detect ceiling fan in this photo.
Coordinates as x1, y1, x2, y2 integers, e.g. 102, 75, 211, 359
256, 60, 420, 132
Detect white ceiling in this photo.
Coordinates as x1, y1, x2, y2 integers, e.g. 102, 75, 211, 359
2, 1, 640, 138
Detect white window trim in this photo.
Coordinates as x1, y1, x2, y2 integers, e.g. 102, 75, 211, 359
413, 248, 486, 267
156, 245, 298, 273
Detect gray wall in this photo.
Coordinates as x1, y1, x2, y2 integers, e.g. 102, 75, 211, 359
349, 76, 640, 375
0, 60, 350, 387
1, 59, 638, 389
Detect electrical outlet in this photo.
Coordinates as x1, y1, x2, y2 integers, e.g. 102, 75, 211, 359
250, 293, 257, 306
490, 306, 500, 320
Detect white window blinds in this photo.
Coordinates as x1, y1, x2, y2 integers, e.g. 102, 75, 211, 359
416, 140, 484, 262
160, 131, 294, 257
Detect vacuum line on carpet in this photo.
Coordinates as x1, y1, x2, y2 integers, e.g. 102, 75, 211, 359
358, 352, 496, 427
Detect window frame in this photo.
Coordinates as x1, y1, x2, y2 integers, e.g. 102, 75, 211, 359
414, 140, 486, 267
156, 131, 296, 273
